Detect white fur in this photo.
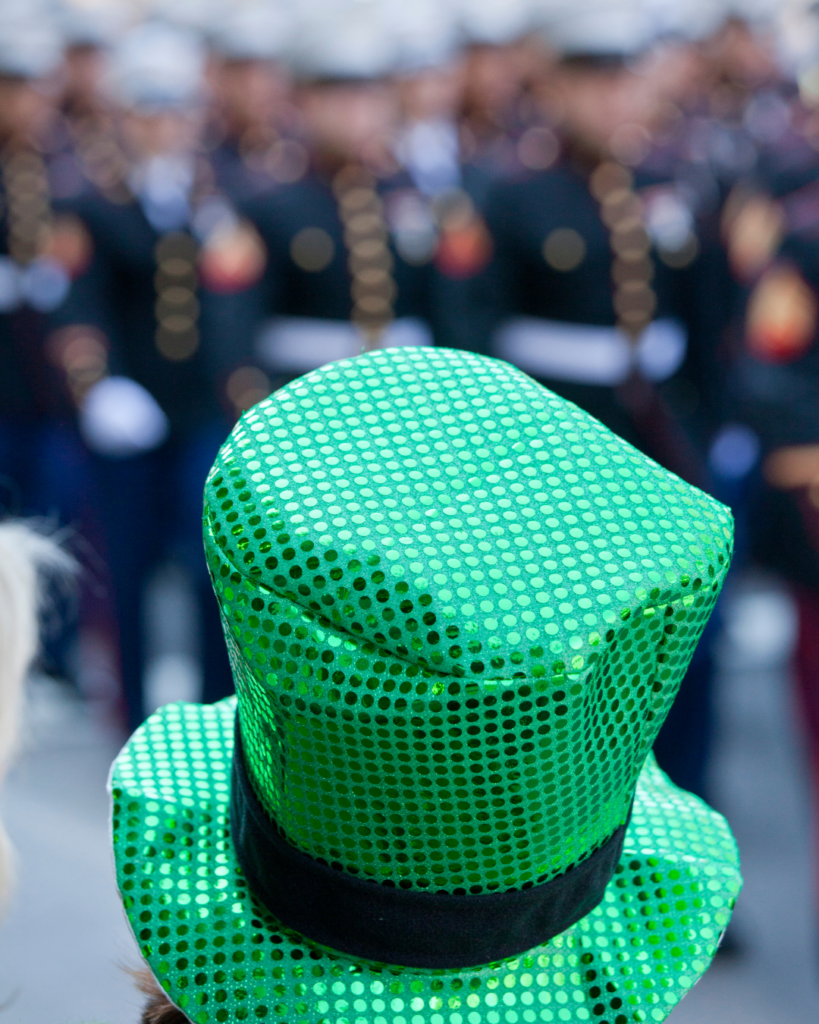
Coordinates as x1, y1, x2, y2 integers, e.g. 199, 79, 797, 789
0, 523, 74, 910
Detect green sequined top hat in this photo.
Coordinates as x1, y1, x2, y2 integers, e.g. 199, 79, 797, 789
111, 347, 741, 1024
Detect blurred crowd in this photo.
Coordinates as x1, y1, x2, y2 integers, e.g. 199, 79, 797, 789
4, 0, 819, 840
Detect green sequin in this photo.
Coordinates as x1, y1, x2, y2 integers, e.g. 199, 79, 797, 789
203, 347, 731, 892
111, 347, 740, 1023
111, 699, 740, 1024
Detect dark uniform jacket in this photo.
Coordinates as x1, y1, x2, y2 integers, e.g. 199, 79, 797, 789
209, 168, 439, 389
0, 179, 71, 424
209, 139, 282, 205
0, 242, 39, 422
52, 191, 224, 437
241, 170, 435, 322
469, 159, 727, 456
733, 229, 819, 587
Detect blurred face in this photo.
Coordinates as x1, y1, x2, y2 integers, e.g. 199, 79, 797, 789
63, 43, 106, 109
708, 18, 778, 88
119, 108, 202, 160
296, 81, 397, 165
639, 41, 708, 111
546, 63, 658, 158
461, 44, 522, 121
0, 76, 53, 146
397, 63, 464, 123
214, 57, 291, 137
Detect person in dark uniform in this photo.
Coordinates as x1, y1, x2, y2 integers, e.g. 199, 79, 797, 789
216, 0, 438, 391
390, 3, 497, 207
45, 2, 123, 203
204, 0, 301, 204
731, 227, 819, 907
389, 6, 500, 353
0, 15, 68, 505
454, 0, 541, 183
468, 6, 728, 801
473, 7, 722, 479
51, 20, 238, 728
0, 10, 99, 686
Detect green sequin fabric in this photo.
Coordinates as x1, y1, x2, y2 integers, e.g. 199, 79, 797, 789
111, 698, 741, 1024
202, 347, 731, 892
111, 346, 741, 1023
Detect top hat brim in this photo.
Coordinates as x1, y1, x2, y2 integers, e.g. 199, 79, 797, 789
111, 697, 741, 1024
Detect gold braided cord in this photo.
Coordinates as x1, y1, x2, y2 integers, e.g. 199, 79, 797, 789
152, 157, 219, 363
154, 232, 200, 361
590, 161, 657, 345
2, 148, 52, 267
333, 163, 396, 350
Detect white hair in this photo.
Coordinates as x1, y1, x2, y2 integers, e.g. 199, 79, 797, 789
0, 522, 75, 911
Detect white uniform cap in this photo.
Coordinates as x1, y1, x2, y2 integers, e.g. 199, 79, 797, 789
288, 0, 401, 81
209, 0, 296, 62
143, 0, 227, 35
538, 0, 657, 59
454, 0, 540, 45
385, 0, 462, 72
54, 0, 128, 49
705, 0, 792, 77
639, 0, 728, 42
104, 20, 205, 110
718, 0, 783, 27
0, 0, 63, 78
774, 0, 819, 76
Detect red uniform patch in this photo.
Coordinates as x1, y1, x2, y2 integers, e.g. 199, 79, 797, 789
199, 220, 267, 293
747, 262, 818, 362
43, 214, 94, 278
434, 214, 492, 280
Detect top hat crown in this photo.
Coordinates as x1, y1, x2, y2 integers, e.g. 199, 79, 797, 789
112, 346, 740, 1022
203, 347, 732, 897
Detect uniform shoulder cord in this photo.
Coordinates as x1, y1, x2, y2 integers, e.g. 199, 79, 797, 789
153, 154, 218, 365
47, 127, 147, 408
1, 145, 52, 268
590, 159, 703, 485
589, 160, 656, 346
332, 163, 396, 351
74, 138, 216, 367
60, 137, 215, 371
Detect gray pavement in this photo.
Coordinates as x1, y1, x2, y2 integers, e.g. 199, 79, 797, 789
0, 681, 139, 1024
0, 572, 816, 1023
669, 578, 819, 1022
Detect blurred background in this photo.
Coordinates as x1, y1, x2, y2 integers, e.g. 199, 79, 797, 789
1, 0, 819, 1019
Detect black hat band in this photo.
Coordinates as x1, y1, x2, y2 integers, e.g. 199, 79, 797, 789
230, 720, 630, 970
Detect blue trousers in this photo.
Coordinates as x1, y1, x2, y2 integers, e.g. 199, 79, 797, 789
653, 607, 721, 802
91, 422, 234, 730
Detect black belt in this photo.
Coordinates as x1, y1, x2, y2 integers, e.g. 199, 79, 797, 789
230, 718, 629, 969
